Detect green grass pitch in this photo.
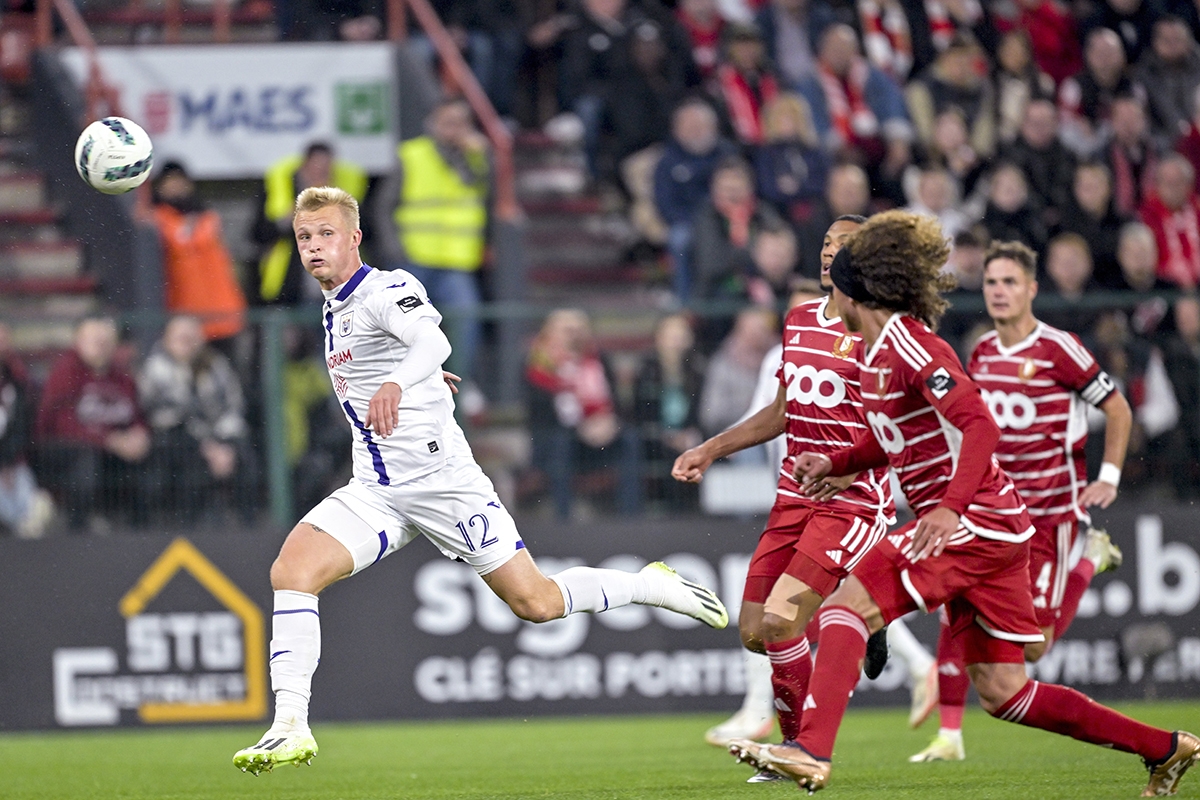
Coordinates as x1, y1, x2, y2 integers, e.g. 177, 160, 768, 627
1, 702, 1196, 799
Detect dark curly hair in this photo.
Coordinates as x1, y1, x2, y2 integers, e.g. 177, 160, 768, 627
843, 210, 955, 328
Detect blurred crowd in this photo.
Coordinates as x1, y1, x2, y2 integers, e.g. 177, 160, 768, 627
7, 0, 1200, 533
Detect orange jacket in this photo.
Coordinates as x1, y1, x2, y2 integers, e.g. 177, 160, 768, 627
155, 204, 247, 340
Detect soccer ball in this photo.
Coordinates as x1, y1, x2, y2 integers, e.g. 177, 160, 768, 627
74, 116, 154, 195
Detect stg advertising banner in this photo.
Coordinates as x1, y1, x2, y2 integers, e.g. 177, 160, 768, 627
58, 43, 396, 179
0, 509, 1197, 730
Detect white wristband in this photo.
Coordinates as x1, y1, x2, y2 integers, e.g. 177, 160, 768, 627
1098, 462, 1121, 488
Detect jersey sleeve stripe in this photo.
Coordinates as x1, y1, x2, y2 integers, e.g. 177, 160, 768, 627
886, 329, 931, 371
891, 322, 933, 366
1042, 328, 1095, 370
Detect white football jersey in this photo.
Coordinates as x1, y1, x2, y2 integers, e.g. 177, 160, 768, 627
321, 264, 471, 486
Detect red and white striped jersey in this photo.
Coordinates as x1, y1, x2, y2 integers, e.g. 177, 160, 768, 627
967, 322, 1116, 528
859, 314, 1033, 544
776, 297, 895, 524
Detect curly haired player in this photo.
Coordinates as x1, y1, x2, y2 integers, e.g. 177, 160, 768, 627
730, 210, 1199, 796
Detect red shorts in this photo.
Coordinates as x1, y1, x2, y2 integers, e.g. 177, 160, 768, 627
851, 521, 1044, 665
744, 497, 887, 603
1028, 518, 1081, 629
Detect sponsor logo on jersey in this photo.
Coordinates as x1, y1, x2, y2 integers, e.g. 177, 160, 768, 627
789, 333, 801, 345
326, 348, 353, 370
1018, 358, 1038, 381
52, 538, 266, 727
339, 311, 354, 336
428, 440, 439, 453
396, 295, 423, 312
831, 334, 855, 359
333, 372, 349, 399
925, 366, 956, 399
825, 549, 843, 564
888, 534, 907, 549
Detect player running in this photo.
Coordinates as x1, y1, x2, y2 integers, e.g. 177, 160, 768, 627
673, 215, 895, 782
910, 240, 1132, 763
732, 210, 1198, 796
233, 187, 728, 775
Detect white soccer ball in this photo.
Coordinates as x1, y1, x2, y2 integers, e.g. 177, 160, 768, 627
74, 116, 155, 195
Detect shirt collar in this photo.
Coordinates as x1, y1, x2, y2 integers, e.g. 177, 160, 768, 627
323, 264, 372, 303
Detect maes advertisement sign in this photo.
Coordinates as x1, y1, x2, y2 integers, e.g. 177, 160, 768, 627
58, 43, 397, 179
0, 510, 1198, 731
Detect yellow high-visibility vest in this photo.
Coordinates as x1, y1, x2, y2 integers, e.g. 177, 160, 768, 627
394, 136, 487, 271
258, 155, 369, 302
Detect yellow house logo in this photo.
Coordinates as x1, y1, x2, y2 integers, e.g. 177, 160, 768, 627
53, 538, 267, 726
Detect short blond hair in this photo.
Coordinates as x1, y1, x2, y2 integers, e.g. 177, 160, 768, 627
295, 186, 360, 230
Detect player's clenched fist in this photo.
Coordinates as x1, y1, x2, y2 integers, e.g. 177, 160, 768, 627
365, 382, 402, 438
672, 446, 713, 484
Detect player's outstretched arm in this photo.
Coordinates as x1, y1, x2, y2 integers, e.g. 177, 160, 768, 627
672, 383, 787, 483
1079, 390, 1132, 509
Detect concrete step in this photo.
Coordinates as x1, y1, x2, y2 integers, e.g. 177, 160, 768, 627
0, 241, 84, 278
0, 172, 44, 214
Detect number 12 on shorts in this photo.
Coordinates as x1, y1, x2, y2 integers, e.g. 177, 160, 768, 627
456, 513, 497, 552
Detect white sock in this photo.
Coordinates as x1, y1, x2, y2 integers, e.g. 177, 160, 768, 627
741, 650, 776, 718
550, 567, 655, 615
938, 727, 963, 742
270, 589, 320, 731
887, 618, 934, 682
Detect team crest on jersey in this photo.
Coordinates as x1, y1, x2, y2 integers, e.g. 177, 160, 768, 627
339, 312, 354, 337
1018, 358, 1038, 381
831, 334, 854, 359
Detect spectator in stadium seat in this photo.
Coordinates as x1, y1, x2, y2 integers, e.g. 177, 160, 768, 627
939, 226, 990, 353
1007, 0, 1081, 85
1140, 153, 1200, 287
1056, 161, 1131, 289
755, 0, 837, 88
525, 309, 640, 519
1172, 85, 1200, 191
654, 98, 739, 299
150, 162, 247, 348
905, 32, 996, 162
1116, 221, 1175, 336
999, 98, 1076, 223
139, 316, 253, 529
993, 29, 1056, 146
690, 157, 787, 305
0, 324, 52, 538
710, 22, 781, 146
904, 162, 970, 239
1135, 16, 1200, 140
605, 20, 689, 166
1040, 232, 1104, 332
1079, 0, 1163, 65
676, 0, 725, 80
375, 98, 490, 384
629, 313, 706, 510
797, 162, 871, 278
697, 307, 777, 453
918, 106, 988, 200
1105, 94, 1161, 217
34, 317, 150, 532
797, 24, 914, 201
250, 142, 368, 307
980, 161, 1048, 252
752, 93, 829, 220
1161, 293, 1200, 497
1058, 28, 1147, 158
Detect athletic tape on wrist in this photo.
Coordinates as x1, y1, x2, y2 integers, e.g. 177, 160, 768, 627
1098, 462, 1121, 488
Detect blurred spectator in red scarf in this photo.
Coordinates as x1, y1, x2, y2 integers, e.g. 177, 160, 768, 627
712, 22, 780, 145
677, 0, 726, 80
1140, 152, 1200, 287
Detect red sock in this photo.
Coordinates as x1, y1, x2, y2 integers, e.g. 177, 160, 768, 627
994, 680, 1173, 759
796, 606, 869, 759
1055, 559, 1096, 641
935, 616, 968, 730
805, 616, 821, 652
766, 636, 812, 742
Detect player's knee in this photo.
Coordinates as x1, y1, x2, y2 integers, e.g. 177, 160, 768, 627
760, 611, 804, 644
969, 665, 1026, 715
270, 554, 324, 595
739, 625, 766, 654
507, 594, 564, 624
1024, 639, 1048, 662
